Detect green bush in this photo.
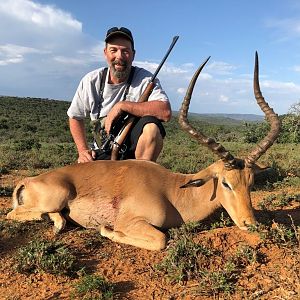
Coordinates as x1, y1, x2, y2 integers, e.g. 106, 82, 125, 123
242, 114, 300, 144
14, 138, 41, 151
15, 239, 77, 275
156, 223, 263, 297
0, 96, 299, 187
72, 274, 114, 300
0, 186, 13, 196
156, 222, 214, 283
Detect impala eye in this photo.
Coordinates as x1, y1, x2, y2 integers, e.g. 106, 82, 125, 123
222, 180, 232, 190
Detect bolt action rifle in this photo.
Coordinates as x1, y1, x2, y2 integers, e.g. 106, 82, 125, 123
109, 35, 179, 160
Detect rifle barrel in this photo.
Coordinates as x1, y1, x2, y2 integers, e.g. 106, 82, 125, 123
151, 36, 179, 81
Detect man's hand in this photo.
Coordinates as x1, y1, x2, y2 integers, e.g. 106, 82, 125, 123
104, 100, 172, 134
69, 118, 97, 163
105, 102, 123, 133
78, 149, 96, 163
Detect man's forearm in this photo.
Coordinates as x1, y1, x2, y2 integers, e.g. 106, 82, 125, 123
69, 118, 89, 153
119, 100, 172, 122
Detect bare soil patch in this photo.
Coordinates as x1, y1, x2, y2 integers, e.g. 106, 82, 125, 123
0, 171, 299, 300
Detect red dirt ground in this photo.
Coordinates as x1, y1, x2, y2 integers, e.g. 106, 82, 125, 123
0, 170, 299, 300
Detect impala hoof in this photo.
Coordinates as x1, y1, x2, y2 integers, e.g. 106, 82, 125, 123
99, 225, 113, 237
6, 210, 15, 219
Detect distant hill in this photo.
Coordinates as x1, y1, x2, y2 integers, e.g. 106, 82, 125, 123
202, 113, 264, 122
172, 112, 264, 126
0, 95, 263, 129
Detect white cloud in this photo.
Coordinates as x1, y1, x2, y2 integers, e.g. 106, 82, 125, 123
177, 87, 186, 94
135, 61, 187, 75
261, 80, 300, 92
0, 0, 88, 55
206, 61, 237, 75
0, 0, 102, 100
199, 72, 213, 80
135, 61, 158, 73
53, 42, 105, 66
166, 67, 300, 115
219, 94, 229, 102
181, 62, 195, 68
0, 0, 81, 31
53, 56, 88, 66
0, 0, 298, 115
0, 43, 47, 66
292, 65, 300, 72
265, 17, 300, 40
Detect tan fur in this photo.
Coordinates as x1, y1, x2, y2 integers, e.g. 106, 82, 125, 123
7, 159, 258, 250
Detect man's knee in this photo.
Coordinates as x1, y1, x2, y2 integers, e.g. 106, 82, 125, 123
135, 123, 163, 161
142, 123, 163, 141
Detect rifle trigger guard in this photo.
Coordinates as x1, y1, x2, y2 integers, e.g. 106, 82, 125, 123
112, 141, 121, 149
114, 141, 127, 154
112, 140, 127, 155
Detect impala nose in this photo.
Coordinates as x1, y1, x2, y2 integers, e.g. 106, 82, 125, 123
238, 216, 257, 230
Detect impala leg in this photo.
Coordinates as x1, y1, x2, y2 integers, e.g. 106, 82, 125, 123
6, 207, 43, 221
100, 219, 167, 251
7, 207, 66, 234
48, 212, 66, 234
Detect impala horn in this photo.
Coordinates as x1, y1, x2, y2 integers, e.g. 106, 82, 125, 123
178, 56, 237, 169
244, 52, 281, 167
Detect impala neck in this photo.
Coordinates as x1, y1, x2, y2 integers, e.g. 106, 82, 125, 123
171, 173, 221, 223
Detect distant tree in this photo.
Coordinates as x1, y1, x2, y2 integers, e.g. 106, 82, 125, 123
288, 101, 300, 115
0, 117, 9, 129
242, 121, 269, 143
14, 138, 41, 151
242, 101, 300, 143
279, 101, 300, 143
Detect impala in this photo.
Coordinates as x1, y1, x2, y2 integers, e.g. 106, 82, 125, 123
7, 52, 280, 250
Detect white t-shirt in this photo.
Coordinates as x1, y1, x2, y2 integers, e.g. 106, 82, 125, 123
67, 66, 169, 121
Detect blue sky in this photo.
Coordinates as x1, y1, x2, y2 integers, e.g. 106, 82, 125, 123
0, 0, 300, 115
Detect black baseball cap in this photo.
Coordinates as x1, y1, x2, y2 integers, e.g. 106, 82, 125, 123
105, 27, 134, 50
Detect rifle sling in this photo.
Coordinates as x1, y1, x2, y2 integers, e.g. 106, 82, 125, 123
93, 66, 135, 149
97, 66, 135, 118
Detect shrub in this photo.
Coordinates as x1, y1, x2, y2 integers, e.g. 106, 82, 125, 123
71, 274, 114, 300
14, 138, 41, 151
15, 239, 77, 275
0, 186, 13, 197
258, 193, 300, 210
0, 219, 25, 237
156, 222, 213, 283
248, 221, 300, 248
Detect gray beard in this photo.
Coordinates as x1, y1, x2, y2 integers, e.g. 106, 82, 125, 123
111, 64, 131, 81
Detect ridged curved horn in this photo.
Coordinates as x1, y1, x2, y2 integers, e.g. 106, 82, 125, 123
244, 52, 281, 167
178, 57, 236, 168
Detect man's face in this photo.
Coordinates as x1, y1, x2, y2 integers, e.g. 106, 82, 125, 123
104, 37, 135, 81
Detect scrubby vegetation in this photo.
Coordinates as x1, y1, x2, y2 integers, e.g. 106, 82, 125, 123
1, 96, 299, 178
0, 96, 299, 299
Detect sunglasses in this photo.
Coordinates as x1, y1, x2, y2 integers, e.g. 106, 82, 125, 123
106, 27, 133, 38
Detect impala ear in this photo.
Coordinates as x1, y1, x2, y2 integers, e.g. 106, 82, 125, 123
252, 163, 279, 186
252, 162, 270, 174
180, 179, 205, 189
180, 166, 216, 189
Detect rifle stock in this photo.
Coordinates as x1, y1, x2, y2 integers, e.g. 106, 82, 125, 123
110, 82, 155, 160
